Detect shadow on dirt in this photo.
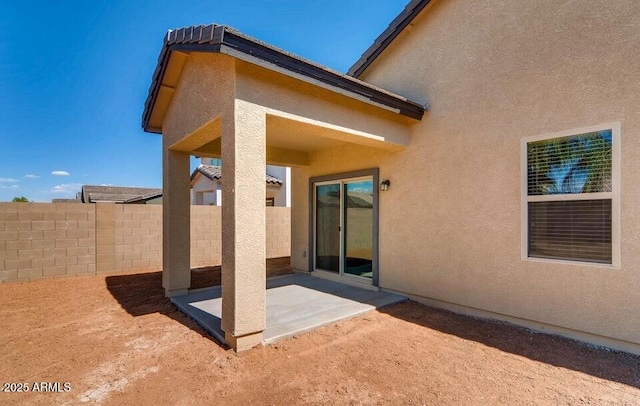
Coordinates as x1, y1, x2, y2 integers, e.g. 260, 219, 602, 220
105, 257, 293, 349
105, 269, 227, 348
378, 301, 640, 389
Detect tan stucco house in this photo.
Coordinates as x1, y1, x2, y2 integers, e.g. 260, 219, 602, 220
191, 158, 290, 206
53, 185, 163, 204
142, 0, 640, 353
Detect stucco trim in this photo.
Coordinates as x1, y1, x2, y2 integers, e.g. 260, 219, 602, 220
308, 168, 380, 286
520, 122, 621, 269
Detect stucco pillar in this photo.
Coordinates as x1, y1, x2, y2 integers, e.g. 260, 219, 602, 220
162, 147, 191, 297
221, 101, 266, 351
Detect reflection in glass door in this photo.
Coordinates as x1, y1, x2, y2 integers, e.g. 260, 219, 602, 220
315, 183, 341, 273
343, 180, 373, 279
314, 177, 374, 281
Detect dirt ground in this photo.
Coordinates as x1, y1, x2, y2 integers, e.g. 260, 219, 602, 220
1, 260, 639, 405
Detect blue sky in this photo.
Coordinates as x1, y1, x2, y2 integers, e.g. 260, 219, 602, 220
0, 0, 407, 202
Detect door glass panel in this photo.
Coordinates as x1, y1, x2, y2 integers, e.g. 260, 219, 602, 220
315, 183, 341, 273
344, 180, 373, 278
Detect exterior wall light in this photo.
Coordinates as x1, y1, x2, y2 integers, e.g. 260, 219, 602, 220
380, 179, 391, 191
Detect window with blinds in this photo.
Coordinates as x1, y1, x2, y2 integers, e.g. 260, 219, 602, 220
523, 126, 618, 265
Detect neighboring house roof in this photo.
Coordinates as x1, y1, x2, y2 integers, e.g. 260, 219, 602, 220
142, 24, 426, 132
348, 0, 433, 78
81, 185, 162, 204
52, 198, 81, 203
346, 192, 374, 208
317, 191, 373, 209
191, 164, 283, 185
123, 192, 164, 204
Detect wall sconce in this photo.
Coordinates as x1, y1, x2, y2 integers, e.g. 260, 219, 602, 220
380, 179, 391, 191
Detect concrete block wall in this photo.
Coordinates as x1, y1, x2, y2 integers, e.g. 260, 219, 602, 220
190, 205, 222, 267
0, 203, 97, 282
266, 207, 291, 259
0, 203, 290, 283
113, 205, 163, 273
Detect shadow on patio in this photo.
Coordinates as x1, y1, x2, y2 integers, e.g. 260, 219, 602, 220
106, 254, 406, 349
377, 301, 640, 389
170, 273, 406, 345
104, 257, 295, 349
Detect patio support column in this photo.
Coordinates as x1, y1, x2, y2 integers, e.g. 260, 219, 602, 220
221, 101, 266, 351
162, 147, 191, 297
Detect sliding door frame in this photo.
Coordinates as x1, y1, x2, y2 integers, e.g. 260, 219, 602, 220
309, 168, 379, 287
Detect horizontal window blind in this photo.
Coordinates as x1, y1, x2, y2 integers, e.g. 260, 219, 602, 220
524, 128, 615, 265
528, 199, 612, 264
527, 131, 612, 196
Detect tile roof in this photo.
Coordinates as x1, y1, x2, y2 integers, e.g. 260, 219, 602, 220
52, 198, 81, 203
81, 185, 162, 203
142, 23, 426, 132
192, 164, 283, 185
265, 173, 283, 185
348, 0, 433, 78
316, 191, 373, 209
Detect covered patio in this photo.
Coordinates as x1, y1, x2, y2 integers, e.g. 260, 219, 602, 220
142, 24, 425, 350
171, 273, 406, 345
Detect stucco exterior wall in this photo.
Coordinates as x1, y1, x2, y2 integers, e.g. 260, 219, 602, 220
234, 60, 412, 151
163, 53, 236, 146
293, 0, 640, 350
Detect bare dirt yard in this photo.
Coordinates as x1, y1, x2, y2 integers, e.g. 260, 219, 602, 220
1, 258, 639, 405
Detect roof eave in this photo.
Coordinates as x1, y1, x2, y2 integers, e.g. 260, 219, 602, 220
347, 0, 433, 78
142, 25, 426, 133
142, 25, 226, 133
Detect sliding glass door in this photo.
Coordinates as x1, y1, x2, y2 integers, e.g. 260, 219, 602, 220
343, 180, 374, 278
314, 177, 374, 282
315, 183, 341, 273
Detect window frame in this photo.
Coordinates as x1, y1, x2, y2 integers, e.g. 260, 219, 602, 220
520, 122, 621, 268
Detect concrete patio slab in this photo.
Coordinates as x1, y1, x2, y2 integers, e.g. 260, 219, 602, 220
170, 273, 407, 345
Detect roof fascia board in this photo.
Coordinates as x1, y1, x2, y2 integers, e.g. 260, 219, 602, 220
142, 25, 426, 132
348, 0, 433, 78
142, 25, 226, 132
219, 32, 424, 119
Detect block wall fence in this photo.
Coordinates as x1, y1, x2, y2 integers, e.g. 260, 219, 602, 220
0, 203, 290, 283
